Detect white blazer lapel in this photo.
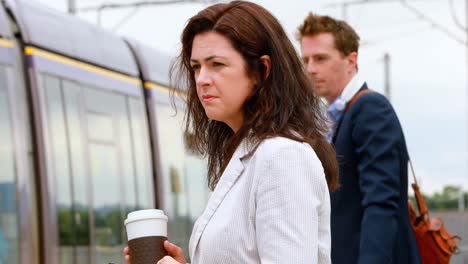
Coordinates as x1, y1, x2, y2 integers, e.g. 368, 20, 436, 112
190, 141, 249, 258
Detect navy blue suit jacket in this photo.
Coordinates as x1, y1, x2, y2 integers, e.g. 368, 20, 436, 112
330, 85, 420, 264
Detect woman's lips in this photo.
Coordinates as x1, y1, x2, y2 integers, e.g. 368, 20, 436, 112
202, 95, 216, 102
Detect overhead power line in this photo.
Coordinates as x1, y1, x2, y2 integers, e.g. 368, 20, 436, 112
449, 0, 467, 32
327, 0, 466, 46
400, 0, 465, 45
78, 0, 218, 13
326, 0, 438, 8
361, 25, 431, 46
75, 0, 222, 29
111, 6, 141, 31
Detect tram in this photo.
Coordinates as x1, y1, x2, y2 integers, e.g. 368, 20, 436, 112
0, 0, 208, 263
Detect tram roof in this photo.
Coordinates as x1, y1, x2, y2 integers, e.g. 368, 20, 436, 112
5, 0, 139, 76
0, 4, 12, 38
126, 39, 173, 87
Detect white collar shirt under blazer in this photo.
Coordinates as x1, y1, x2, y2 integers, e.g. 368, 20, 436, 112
188, 136, 331, 264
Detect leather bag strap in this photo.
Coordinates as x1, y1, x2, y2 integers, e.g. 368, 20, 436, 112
345, 89, 373, 112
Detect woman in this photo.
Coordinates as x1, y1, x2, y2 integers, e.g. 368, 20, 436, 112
125, 1, 338, 263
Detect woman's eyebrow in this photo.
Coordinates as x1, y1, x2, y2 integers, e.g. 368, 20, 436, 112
191, 55, 227, 63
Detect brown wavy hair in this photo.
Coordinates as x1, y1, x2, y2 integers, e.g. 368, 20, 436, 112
173, 1, 338, 191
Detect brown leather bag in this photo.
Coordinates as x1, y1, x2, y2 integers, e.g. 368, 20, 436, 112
407, 160, 461, 264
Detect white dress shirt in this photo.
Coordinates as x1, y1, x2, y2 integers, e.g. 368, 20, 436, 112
188, 136, 331, 264
326, 73, 366, 142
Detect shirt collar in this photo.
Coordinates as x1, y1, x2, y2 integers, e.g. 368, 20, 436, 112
340, 72, 365, 104
327, 73, 365, 122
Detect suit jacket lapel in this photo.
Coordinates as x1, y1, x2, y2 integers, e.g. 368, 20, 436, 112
332, 82, 368, 144
190, 140, 249, 258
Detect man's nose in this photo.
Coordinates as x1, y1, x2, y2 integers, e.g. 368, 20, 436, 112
306, 60, 317, 75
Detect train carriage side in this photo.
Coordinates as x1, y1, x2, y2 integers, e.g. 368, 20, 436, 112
125, 40, 210, 259
3, 0, 155, 263
0, 3, 38, 264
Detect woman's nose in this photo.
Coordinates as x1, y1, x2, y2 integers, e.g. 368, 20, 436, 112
195, 67, 212, 86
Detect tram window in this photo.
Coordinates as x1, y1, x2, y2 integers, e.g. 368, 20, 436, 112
41, 73, 155, 264
154, 103, 189, 253
82, 88, 154, 263
153, 100, 209, 258
42, 75, 75, 263
85, 88, 126, 264
120, 98, 138, 215
0, 65, 19, 264
62, 80, 91, 264
185, 154, 209, 220
128, 98, 153, 210
87, 112, 115, 142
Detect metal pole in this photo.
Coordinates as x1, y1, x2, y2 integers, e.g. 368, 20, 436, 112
97, 7, 102, 26
342, 3, 348, 21
465, 0, 468, 211
68, 0, 76, 14
459, 189, 465, 212
383, 53, 391, 102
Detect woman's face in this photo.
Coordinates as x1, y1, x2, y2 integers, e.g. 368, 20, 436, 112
190, 31, 255, 132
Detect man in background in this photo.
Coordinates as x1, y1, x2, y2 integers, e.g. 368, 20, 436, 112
297, 13, 420, 264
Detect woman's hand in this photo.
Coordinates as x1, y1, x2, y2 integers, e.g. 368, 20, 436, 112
123, 246, 131, 264
157, 255, 182, 264
123, 240, 187, 264
159, 240, 187, 264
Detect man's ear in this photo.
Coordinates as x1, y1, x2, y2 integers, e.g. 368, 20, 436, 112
260, 55, 271, 80
347, 51, 358, 72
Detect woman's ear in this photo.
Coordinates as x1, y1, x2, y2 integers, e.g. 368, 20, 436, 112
260, 55, 271, 80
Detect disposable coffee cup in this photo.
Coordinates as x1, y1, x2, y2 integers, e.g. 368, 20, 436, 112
124, 209, 168, 264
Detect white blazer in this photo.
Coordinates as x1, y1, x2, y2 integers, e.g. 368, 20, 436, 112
188, 136, 331, 264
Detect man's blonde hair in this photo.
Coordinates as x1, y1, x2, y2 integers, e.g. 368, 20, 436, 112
297, 13, 360, 57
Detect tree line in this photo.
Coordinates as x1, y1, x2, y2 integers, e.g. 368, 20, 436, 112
410, 185, 468, 211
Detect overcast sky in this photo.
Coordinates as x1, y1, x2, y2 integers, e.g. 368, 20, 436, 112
35, 0, 468, 194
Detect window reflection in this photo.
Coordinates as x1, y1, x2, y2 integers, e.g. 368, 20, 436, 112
87, 112, 115, 142
89, 144, 123, 264
185, 155, 209, 219
85, 89, 125, 264
41, 74, 154, 264
119, 98, 138, 215
154, 99, 209, 258
0, 66, 20, 264
129, 98, 153, 210
63, 81, 90, 264
43, 75, 76, 264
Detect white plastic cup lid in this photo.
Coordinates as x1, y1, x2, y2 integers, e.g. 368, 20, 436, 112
124, 209, 168, 225
124, 209, 168, 240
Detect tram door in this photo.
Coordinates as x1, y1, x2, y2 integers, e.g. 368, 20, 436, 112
39, 74, 153, 264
